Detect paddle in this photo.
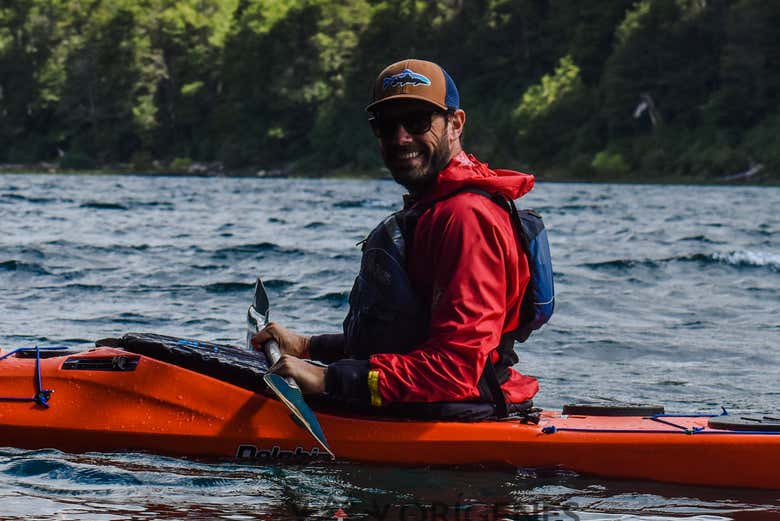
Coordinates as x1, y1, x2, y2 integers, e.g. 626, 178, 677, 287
246, 278, 334, 458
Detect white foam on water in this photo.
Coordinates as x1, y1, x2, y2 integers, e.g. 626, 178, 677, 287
713, 250, 780, 270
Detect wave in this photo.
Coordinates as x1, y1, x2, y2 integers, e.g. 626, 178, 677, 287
708, 251, 780, 271
313, 291, 349, 306
0, 260, 51, 275
45, 241, 152, 254
332, 198, 392, 209
263, 279, 294, 289
1, 193, 63, 204
203, 281, 255, 294
333, 200, 367, 208
69, 313, 162, 326
46, 283, 105, 292
79, 201, 129, 210
0, 246, 46, 259
130, 200, 174, 208
555, 204, 608, 213
583, 250, 780, 273
678, 235, 726, 244
583, 259, 661, 271
211, 242, 305, 258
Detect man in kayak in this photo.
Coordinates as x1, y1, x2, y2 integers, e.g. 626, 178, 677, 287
253, 59, 540, 418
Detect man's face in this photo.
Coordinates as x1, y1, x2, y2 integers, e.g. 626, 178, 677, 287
370, 101, 454, 194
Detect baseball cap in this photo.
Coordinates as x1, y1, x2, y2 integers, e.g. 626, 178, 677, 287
366, 59, 460, 112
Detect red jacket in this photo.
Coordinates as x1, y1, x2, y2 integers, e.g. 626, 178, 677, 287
368, 152, 539, 404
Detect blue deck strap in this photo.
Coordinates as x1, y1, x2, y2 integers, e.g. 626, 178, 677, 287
177, 338, 220, 354
0, 346, 69, 408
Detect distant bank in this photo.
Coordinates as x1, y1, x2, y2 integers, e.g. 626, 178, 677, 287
1, 162, 776, 186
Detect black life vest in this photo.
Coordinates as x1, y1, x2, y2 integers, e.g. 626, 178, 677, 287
342, 208, 429, 359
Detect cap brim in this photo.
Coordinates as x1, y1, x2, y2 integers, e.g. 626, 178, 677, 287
366, 94, 448, 112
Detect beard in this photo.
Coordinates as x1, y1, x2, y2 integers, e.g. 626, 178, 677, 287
384, 131, 452, 195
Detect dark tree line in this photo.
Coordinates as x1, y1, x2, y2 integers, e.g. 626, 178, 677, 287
1, 0, 778, 182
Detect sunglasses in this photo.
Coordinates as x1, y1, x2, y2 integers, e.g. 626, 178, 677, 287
369, 109, 444, 138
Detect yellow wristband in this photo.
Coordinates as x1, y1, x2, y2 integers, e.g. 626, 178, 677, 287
367, 370, 382, 407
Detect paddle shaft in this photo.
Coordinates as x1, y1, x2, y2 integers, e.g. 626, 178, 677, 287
264, 339, 299, 389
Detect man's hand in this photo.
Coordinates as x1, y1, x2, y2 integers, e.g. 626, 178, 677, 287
270, 355, 327, 394
251, 322, 311, 358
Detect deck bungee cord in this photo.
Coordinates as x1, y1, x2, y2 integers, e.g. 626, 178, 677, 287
0, 346, 69, 408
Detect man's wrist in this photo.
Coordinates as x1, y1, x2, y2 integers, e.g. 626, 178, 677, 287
325, 359, 372, 405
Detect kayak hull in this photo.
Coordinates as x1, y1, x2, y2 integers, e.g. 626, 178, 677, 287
1, 346, 778, 489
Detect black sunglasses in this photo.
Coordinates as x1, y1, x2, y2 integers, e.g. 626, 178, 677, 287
369, 109, 444, 138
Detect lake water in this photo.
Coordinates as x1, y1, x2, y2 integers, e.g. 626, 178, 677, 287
0, 174, 778, 520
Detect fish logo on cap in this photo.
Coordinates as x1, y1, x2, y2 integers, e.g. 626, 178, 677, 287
382, 69, 431, 90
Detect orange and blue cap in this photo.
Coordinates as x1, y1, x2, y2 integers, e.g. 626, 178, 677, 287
366, 59, 460, 112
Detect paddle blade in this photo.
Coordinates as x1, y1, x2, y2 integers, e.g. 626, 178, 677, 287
247, 278, 271, 349
252, 278, 270, 318
263, 373, 334, 459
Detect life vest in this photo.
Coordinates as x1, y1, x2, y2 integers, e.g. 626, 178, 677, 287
342, 187, 554, 414
342, 209, 429, 360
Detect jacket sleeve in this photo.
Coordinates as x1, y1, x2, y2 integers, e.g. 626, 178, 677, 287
367, 195, 526, 404
308, 333, 346, 363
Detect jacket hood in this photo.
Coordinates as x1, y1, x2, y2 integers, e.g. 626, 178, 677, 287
418, 152, 534, 204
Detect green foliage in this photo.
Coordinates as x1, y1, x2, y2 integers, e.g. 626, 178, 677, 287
591, 151, 630, 177
0, 0, 777, 182
511, 55, 596, 169
170, 156, 193, 172
57, 7, 144, 162
616, 1, 651, 45
514, 55, 583, 122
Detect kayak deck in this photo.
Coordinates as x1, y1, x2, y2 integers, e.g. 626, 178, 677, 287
0, 344, 778, 489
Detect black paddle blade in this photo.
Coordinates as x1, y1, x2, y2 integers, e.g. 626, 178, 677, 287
253, 278, 270, 318
246, 278, 270, 349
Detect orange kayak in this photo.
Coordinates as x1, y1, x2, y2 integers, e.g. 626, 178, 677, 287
0, 337, 778, 490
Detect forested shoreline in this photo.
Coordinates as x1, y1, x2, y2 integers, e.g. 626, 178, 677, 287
1, 1, 778, 183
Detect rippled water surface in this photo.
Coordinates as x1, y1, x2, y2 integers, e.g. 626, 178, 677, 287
0, 174, 778, 519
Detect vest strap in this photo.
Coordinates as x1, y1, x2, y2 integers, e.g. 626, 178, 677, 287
476, 334, 518, 419
478, 360, 508, 419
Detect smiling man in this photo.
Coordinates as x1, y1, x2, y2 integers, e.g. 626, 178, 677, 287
253, 59, 543, 419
